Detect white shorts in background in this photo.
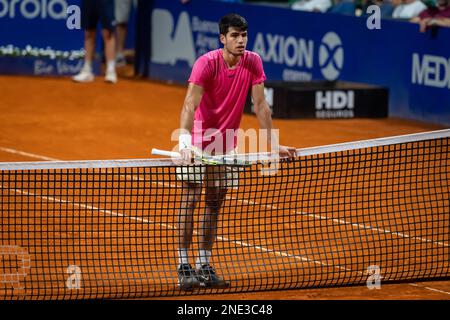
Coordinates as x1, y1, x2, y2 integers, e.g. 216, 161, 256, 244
115, 0, 134, 24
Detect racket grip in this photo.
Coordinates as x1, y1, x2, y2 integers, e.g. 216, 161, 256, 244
151, 148, 181, 158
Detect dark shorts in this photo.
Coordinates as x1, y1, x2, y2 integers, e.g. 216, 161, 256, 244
81, 0, 116, 31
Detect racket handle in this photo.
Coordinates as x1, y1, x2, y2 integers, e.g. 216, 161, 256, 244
151, 148, 181, 158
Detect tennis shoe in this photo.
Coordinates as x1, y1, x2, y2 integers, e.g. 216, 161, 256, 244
105, 69, 118, 84
196, 264, 230, 289
116, 55, 127, 67
177, 263, 201, 291
72, 70, 94, 83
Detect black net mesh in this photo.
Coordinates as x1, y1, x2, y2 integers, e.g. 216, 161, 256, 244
0, 136, 449, 299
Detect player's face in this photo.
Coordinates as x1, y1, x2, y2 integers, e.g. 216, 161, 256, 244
221, 27, 248, 56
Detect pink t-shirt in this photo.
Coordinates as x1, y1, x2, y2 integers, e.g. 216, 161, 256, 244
188, 49, 266, 154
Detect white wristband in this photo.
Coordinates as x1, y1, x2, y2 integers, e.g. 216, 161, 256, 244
179, 133, 192, 152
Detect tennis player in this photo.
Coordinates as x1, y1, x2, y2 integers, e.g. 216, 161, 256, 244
176, 13, 296, 291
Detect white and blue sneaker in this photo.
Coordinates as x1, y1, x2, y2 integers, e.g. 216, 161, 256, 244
177, 263, 201, 291
196, 264, 230, 289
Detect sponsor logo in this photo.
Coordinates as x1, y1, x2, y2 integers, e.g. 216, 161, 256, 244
315, 90, 354, 118
253, 31, 344, 81
0, 0, 68, 19
150, 9, 345, 83
253, 33, 314, 68
34, 59, 84, 76
319, 32, 344, 81
151, 9, 219, 67
412, 53, 450, 89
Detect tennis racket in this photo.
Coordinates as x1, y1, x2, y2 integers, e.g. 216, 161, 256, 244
151, 148, 252, 167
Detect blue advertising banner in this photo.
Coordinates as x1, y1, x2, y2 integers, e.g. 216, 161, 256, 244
0, 0, 83, 48
148, 0, 450, 126
0, 0, 92, 76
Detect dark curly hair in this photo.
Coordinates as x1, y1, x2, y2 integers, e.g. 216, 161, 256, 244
219, 13, 248, 35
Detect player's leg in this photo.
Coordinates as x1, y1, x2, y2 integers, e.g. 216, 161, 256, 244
177, 181, 202, 290
198, 186, 227, 254
196, 167, 230, 288
178, 182, 202, 254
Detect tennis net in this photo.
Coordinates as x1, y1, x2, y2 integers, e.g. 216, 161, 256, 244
0, 129, 449, 299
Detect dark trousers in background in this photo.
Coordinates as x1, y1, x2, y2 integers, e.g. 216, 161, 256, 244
134, 0, 153, 77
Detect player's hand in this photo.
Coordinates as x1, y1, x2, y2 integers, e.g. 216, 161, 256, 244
180, 148, 194, 165
278, 145, 297, 161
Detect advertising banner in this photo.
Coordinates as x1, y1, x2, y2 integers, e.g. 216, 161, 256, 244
0, 0, 91, 76
147, 0, 450, 125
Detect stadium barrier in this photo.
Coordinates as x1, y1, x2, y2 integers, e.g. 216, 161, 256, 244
141, 0, 450, 125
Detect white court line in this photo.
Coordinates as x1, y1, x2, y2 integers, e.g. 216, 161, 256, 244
137, 178, 448, 248
6, 187, 174, 230
1, 146, 449, 293
231, 198, 449, 248
408, 283, 450, 295
0, 147, 59, 161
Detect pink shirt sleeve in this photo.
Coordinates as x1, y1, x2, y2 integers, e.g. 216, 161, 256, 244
188, 55, 211, 87
251, 53, 266, 86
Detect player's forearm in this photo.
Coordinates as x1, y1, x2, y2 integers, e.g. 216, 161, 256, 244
179, 102, 196, 133
254, 102, 276, 149
179, 84, 203, 134
178, 102, 196, 152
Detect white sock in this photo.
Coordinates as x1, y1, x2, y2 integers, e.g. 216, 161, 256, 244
106, 60, 116, 73
178, 248, 189, 265
195, 249, 212, 270
83, 60, 92, 73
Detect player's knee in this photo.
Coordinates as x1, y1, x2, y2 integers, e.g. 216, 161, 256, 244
181, 200, 197, 212
205, 199, 221, 213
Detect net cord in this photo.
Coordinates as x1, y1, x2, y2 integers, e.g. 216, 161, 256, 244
0, 129, 449, 171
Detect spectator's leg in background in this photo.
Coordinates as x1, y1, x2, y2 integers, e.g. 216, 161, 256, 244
72, 0, 98, 82
135, 0, 153, 77
115, 0, 133, 66
116, 23, 128, 66
83, 30, 97, 72
101, 0, 118, 83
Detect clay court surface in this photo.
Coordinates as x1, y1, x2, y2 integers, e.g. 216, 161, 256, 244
0, 73, 449, 300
